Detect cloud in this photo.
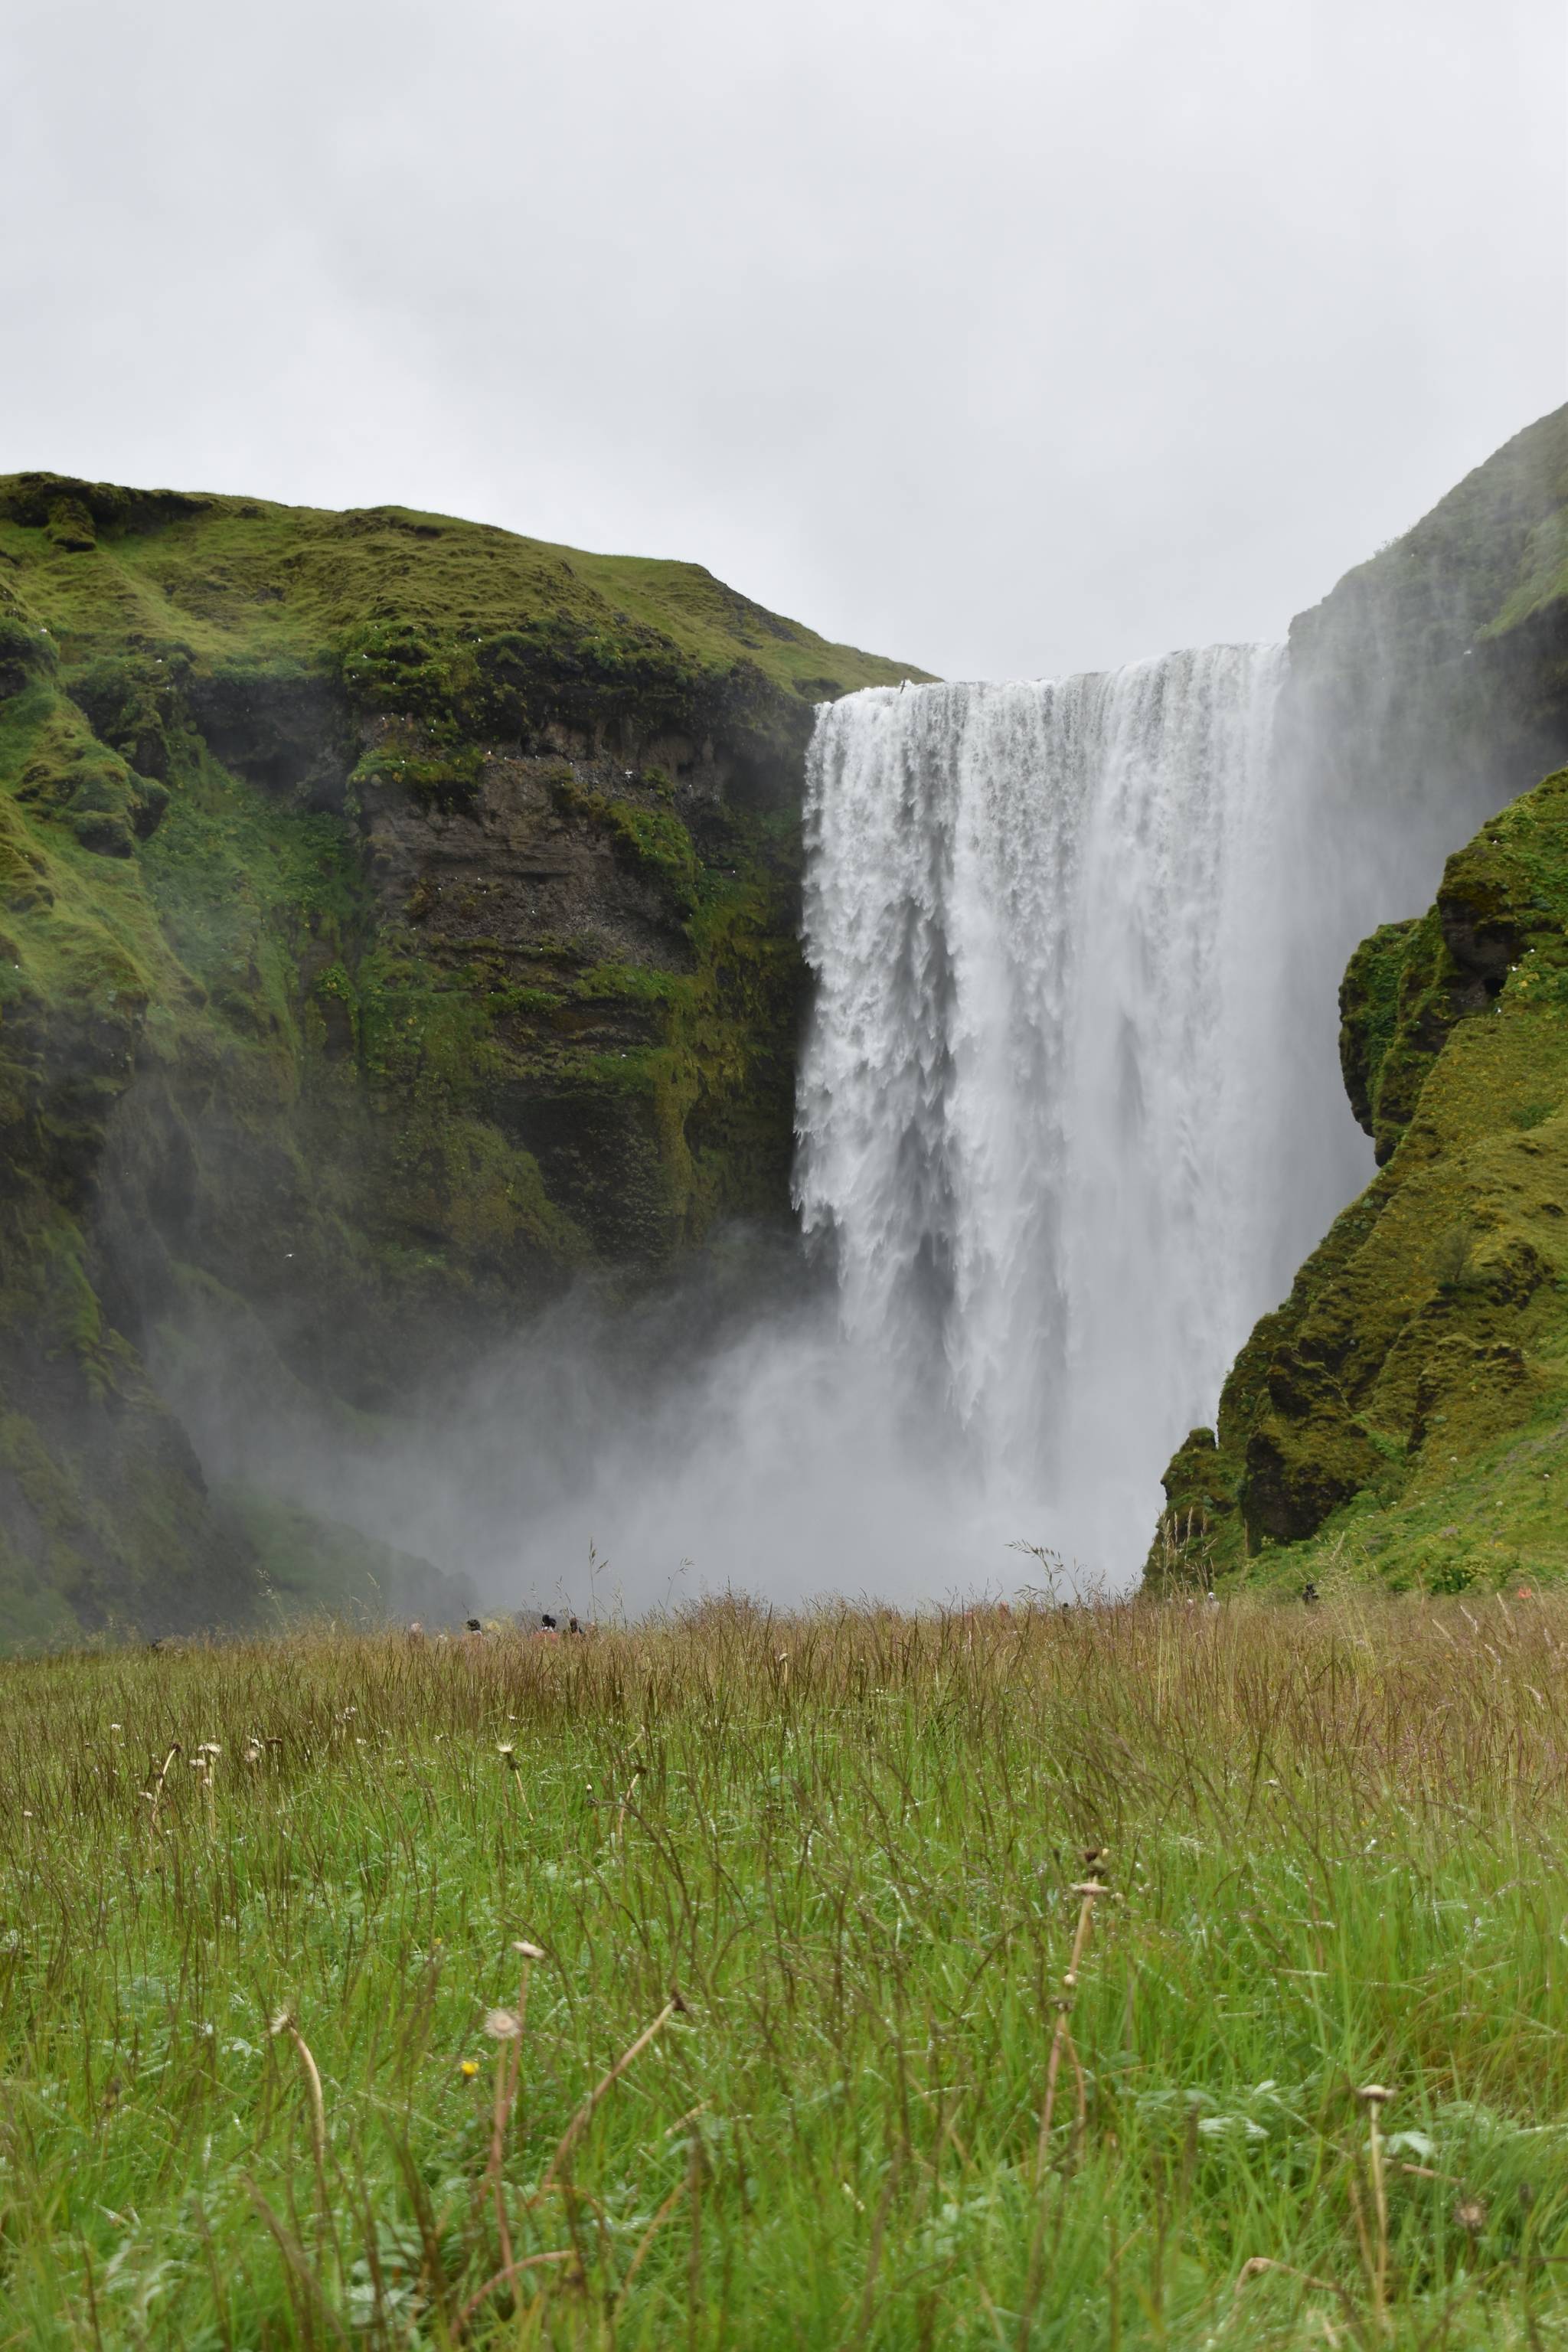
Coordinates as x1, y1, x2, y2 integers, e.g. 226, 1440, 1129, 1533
4, 0, 1563, 675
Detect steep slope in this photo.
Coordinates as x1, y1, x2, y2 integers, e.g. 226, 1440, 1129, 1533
1150, 408, 1568, 1593
0, 473, 928, 1639
1153, 770, 1568, 1591
1277, 404, 1568, 850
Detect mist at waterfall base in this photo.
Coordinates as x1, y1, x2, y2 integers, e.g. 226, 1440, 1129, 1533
518, 649, 1337, 1612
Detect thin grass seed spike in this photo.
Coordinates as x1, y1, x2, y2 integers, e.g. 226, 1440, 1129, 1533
1034, 1848, 1109, 2185
484, 2007, 522, 2282
145, 1742, 181, 1841
479, 1939, 545, 2284
1017, 1849, 1110, 2349
497, 1741, 533, 1821
270, 2009, 329, 2216
537, 1990, 688, 2200
1358, 2083, 1396, 2326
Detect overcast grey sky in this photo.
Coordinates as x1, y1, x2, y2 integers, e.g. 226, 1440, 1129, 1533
5, 0, 1564, 679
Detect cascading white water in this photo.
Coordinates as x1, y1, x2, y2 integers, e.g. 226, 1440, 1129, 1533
185, 642, 1393, 1609
796, 646, 1351, 1573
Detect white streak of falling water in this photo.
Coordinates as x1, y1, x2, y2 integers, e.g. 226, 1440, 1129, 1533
796, 648, 1319, 1573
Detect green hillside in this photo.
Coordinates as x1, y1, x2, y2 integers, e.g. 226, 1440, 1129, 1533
1154, 765, 1568, 1592
0, 474, 920, 735
0, 474, 928, 1642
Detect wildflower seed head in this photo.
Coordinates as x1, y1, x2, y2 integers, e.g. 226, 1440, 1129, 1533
483, 2007, 521, 2040
1454, 2198, 1487, 2235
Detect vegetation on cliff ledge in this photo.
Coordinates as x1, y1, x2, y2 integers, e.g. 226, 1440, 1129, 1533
1154, 763, 1568, 1594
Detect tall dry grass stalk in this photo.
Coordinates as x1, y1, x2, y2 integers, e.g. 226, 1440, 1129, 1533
270, 2009, 328, 2218
1034, 1847, 1109, 2185
1360, 2083, 1396, 2329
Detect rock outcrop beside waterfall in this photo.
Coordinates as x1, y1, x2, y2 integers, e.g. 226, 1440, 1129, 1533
0, 475, 926, 1639
1152, 406, 1568, 1591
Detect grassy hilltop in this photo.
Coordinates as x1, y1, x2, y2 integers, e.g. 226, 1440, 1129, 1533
0, 1596, 1564, 2346
0, 475, 927, 1642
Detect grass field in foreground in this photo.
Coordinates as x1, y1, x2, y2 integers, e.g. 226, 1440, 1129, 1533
0, 1595, 1566, 2347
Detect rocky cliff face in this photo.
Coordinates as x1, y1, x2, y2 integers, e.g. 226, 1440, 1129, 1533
0, 475, 926, 1639
1152, 407, 1568, 1592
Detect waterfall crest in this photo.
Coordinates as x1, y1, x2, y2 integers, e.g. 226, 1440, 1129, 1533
796, 645, 1351, 1570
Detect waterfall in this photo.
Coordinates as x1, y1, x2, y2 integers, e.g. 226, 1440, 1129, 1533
795, 645, 1362, 1574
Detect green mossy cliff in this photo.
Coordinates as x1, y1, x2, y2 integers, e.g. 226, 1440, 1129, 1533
1154, 766, 1568, 1590
1152, 408, 1568, 1594
0, 473, 927, 1640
